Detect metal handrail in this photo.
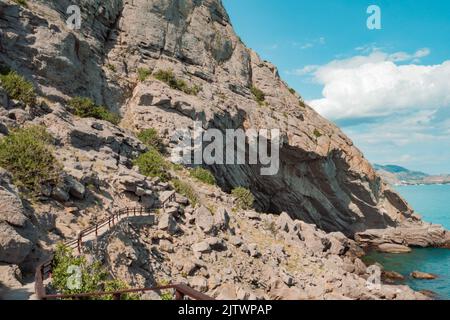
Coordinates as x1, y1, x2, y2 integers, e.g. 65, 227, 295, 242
34, 191, 212, 300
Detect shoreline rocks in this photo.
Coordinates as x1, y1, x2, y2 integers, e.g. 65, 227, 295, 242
411, 271, 438, 280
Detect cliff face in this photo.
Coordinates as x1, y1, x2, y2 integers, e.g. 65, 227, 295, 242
2, 0, 450, 301
0, 0, 421, 236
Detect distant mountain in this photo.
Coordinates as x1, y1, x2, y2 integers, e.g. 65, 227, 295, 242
375, 164, 450, 186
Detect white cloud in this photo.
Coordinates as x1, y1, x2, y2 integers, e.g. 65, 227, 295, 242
292, 37, 326, 50
286, 65, 319, 76
302, 49, 450, 120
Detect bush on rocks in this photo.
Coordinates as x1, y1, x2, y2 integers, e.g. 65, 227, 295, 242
137, 128, 165, 153
0, 71, 36, 106
68, 97, 121, 125
134, 148, 170, 182
190, 167, 216, 185
232, 187, 254, 210
0, 126, 62, 196
172, 179, 198, 206
52, 244, 139, 300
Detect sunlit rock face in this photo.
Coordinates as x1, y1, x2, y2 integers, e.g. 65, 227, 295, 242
0, 0, 418, 236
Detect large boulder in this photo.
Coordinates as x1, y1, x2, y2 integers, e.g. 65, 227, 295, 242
194, 206, 215, 234
0, 263, 23, 288
0, 188, 28, 228
0, 222, 32, 264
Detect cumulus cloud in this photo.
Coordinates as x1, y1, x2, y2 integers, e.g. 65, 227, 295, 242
292, 37, 326, 50
302, 49, 450, 120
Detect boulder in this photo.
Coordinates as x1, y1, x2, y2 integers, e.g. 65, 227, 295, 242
0, 189, 27, 227
382, 270, 405, 282
216, 283, 238, 300
157, 213, 178, 235
192, 241, 211, 254
214, 207, 230, 230
0, 264, 23, 288
195, 206, 215, 234
411, 271, 438, 280
377, 243, 412, 254
51, 187, 70, 202
248, 243, 260, 257
65, 176, 86, 200
0, 222, 32, 264
276, 212, 294, 233
190, 276, 208, 292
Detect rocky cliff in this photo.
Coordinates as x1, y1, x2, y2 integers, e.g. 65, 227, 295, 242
0, 0, 448, 300
0, 0, 422, 234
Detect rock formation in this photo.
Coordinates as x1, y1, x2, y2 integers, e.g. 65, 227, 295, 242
0, 0, 448, 300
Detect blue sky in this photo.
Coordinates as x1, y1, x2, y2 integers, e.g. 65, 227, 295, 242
222, 0, 450, 174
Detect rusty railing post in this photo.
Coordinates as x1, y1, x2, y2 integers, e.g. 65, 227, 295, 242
175, 289, 185, 300
77, 233, 82, 254
95, 224, 98, 237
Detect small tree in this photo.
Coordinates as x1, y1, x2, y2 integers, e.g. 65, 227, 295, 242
0, 71, 36, 106
0, 126, 62, 196
68, 97, 121, 125
133, 148, 170, 182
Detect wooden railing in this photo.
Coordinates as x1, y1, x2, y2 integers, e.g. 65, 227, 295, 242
34, 191, 212, 300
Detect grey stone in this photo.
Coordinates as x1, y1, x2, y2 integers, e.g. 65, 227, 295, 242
195, 206, 215, 234
0, 222, 32, 264
158, 213, 178, 235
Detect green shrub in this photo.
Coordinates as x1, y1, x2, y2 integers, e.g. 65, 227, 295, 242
232, 187, 254, 210
172, 179, 198, 206
250, 86, 265, 106
52, 244, 138, 300
134, 148, 170, 182
0, 126, 62, 196
154, 69, 201, 95
289, 88, 296, 95
106, 64, 116, 72
137, 67, 151, 82
68, 97, 121, 125
0, 71, 36, 106
190, 167, 215, 185
313, 129, 322, 138
137, 128, 164, 153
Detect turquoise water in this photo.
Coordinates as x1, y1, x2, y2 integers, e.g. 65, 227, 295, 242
366, 184, 450, 300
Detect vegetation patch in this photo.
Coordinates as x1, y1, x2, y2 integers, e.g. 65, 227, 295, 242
0, 71, 36, 106
134, 148, 170, 182
250, 86, 266, 106
232, 187, 254, 210
106, 64, 116, 72
137, 67, 151, 82
313, 129, 323, 138
13, 0, 28, 7
68, 97, 121, 125
153, 69, 201, 95
52, 244, 138, 300
190, 167, 216, 185
172, 178, 199, 206
137, 128, 165, 153
0, 126, 62, 196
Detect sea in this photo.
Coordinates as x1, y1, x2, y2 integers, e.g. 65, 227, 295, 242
365, 184, 450, 300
